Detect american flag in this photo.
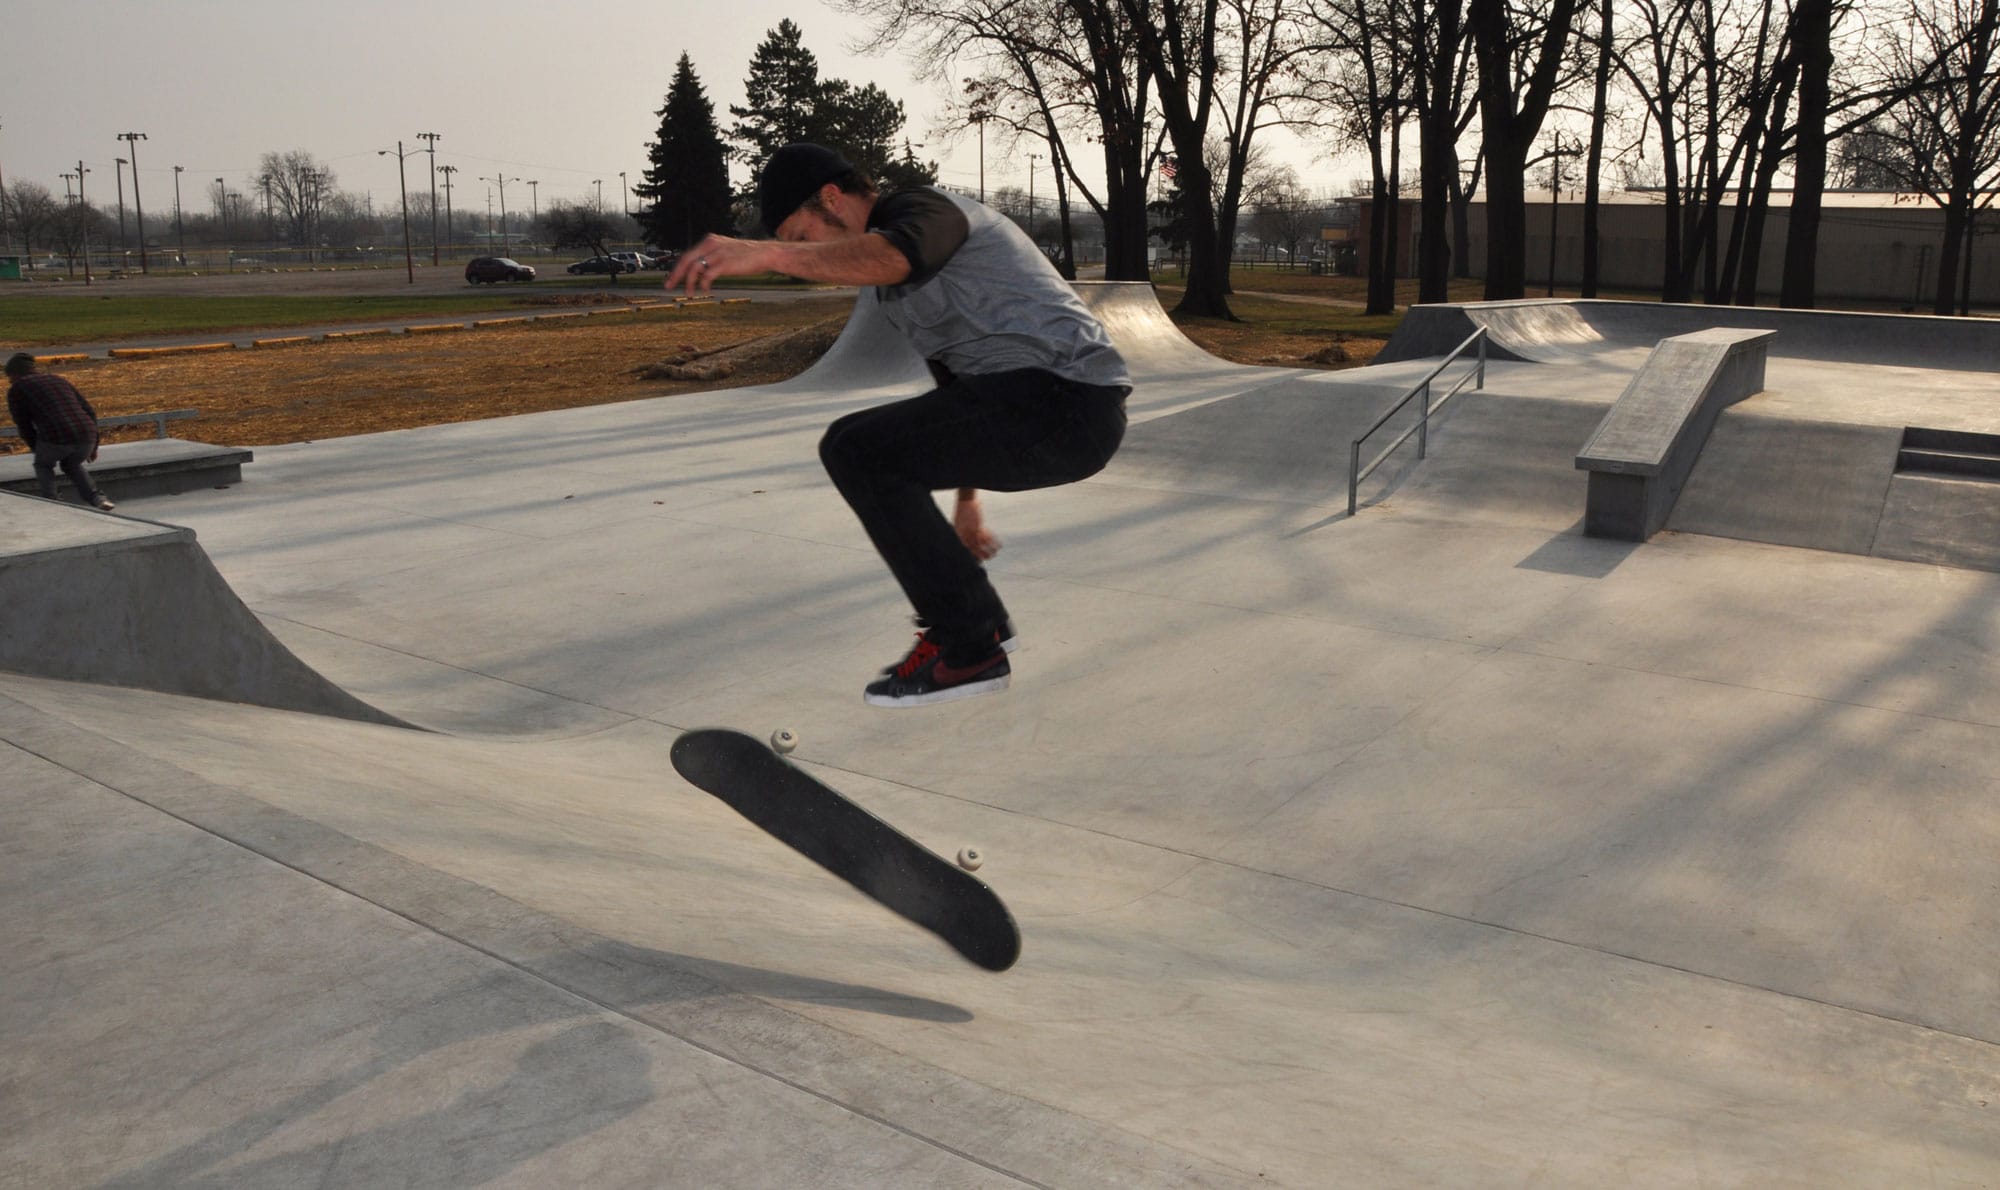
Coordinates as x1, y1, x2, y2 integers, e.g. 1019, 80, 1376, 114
1161, 155, 1179, 180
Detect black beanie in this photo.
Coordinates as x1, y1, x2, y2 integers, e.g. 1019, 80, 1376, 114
758, 143, 855, 234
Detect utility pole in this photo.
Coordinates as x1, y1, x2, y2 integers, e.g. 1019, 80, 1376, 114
1028, 152, 1040, 243
379, 141, 415, 283
416, 131, 441, 266
479, 175, 518, 249
438, 164, 458, 257
527, 180, 539, 232
117, 131, 149, 273
76, 160, 93, 285
214, 177, 229, 269
0, 119, 13, 258
620, 171, 628, 219
593, 178, 603, 210
172, 165, 186, 264
114, 157, 128, 252
973, 113, 990, 203
260, 172, 274, 251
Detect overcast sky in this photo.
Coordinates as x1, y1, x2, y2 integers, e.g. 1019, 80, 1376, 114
2, 0, 1341, 217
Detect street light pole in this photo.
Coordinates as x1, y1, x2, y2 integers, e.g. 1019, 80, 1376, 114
1027, 152, 1040, 242
593, 179, 603, 211
527, 180, 539, 235
114, 157, 128, 251
416, 131, 441, 266
172, 165, 185, 264
619, 171, 628, 219
973, 113, 990, 204
117, 131, 149, 273
380, 141, 415, 284
215, 177, 229, 270
438, 164, 457, 258
479, 175, 518, 249
76, 161, 93, 285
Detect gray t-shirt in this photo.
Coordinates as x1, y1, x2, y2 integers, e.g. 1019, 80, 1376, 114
866, 188, 1131, 390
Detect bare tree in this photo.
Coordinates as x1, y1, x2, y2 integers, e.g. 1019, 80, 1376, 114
257, 150, 337, 262
1210, 0, 1319, 283
5, 181, 58, 258
1864, 0, 2000, 313
49, 199, 107, 270
1412, 0, 1480, 300
1114, 0, 1242, 316
1469, 0, 1586, 299
1303, 0, 1418, 314
841, 0, 1163, 280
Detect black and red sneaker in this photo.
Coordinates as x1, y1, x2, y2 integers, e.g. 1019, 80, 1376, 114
879, 615, 1019, 674
864, 635, 1011, 707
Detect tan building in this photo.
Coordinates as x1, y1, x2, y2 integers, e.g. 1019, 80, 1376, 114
1342, 190, 1998, 308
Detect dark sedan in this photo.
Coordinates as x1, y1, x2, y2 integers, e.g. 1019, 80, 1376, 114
566, 256, 637, 275
465, 256, 536, 283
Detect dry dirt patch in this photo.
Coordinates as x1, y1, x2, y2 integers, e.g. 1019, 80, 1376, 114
21, 296, 856, 448
4, 291, 1382, 451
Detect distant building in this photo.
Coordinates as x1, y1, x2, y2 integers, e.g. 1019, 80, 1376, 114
1339, 190, 1997, 308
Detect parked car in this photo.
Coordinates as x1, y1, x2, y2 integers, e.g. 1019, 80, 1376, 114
609, 251, 653, 272
643, 249, 680, 270
566, 255, 636, 275
465, 256, 536, 283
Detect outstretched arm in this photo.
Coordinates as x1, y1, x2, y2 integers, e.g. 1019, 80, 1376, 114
665, 232, 909, 296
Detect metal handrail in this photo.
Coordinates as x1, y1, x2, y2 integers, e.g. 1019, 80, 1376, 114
1348, 328, 1487, 515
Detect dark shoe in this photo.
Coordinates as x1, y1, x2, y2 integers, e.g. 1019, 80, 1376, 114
881, 615, 1019, 673
864, 636, 1011, 707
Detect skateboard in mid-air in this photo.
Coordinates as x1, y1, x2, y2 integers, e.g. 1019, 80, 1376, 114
668, 727, 1021, 972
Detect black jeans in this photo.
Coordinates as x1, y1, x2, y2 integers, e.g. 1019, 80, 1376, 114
32, 439, 103, 505
819, 368, 1128, 661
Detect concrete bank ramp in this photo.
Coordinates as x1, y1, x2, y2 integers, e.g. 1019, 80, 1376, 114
1383, 298, 2000, 370
0, 493, 415, 728
772, 280, 1283, 412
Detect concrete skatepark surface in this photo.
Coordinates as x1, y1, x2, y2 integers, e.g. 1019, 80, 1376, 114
5, 288, 1999, 1185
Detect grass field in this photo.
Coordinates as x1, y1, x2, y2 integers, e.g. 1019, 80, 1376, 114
0, 293, 598, 345
0, 277, 822, 347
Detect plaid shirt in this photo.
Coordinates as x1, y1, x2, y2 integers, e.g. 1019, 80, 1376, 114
7, 372, 100, 448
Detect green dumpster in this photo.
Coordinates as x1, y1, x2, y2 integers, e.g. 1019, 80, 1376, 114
0, 256, 21, 281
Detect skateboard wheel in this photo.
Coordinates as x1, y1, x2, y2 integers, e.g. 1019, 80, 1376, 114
956, 847, 983, 871
769, 729, 799, 755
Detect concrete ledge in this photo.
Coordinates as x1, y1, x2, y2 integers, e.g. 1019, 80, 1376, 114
1576, 328, 1774, 540
0, 437, 253, 500
108, 342, 236, 359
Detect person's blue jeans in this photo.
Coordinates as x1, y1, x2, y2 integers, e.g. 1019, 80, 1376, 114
32, 439, 103, 505
820, 368, 1128, 662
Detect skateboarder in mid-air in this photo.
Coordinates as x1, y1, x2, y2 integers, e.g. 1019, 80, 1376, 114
666, 143, 1131, 707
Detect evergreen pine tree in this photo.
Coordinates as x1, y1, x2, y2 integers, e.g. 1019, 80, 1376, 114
636, 54, 734, 249
729, 21, 938, 202
729, 20, 826, 194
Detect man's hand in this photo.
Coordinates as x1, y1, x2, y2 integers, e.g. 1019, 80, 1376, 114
664, 234, 773, 297
953, 489, 1000, 561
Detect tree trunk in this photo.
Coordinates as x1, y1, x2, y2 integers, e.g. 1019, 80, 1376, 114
1581, 0, 1611, 297
1449, 158, 1476, 278
1780, 0, 1833, 308
1171, 157, 1234, 317
1934, 187, 1969, 315
1417, 0, 1465, 303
